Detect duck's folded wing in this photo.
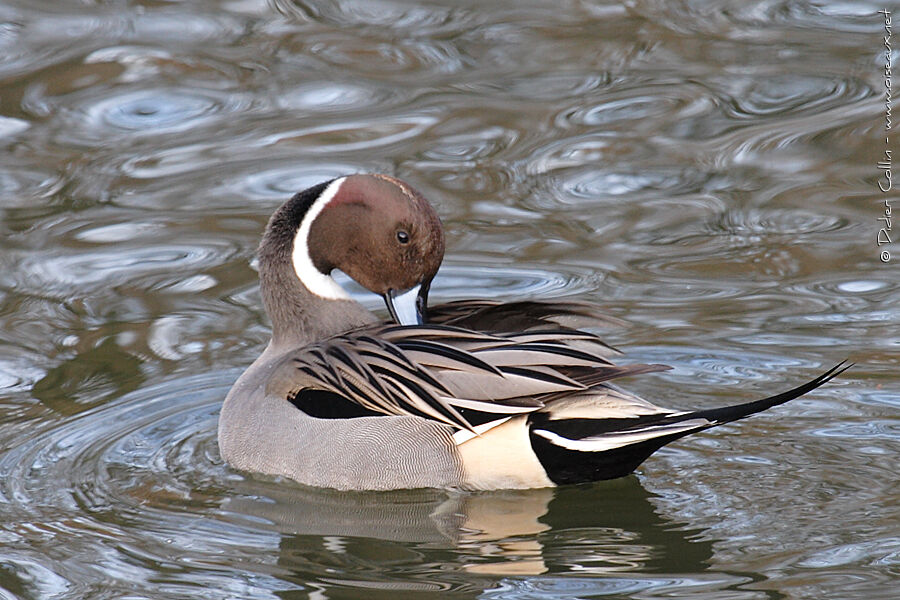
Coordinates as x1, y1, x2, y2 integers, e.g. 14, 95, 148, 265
427, 299, 626, 338
266, 322, 669, 432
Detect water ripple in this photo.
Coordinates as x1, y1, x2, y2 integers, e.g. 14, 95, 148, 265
55, 88, 253, 145
6, 241, 240, 297
305, 34, 467, 78
704, 207, 849, 237
556, 83, 696, 129
558, 167, 710, 203
0, 167, 64, 208
260, 113, 439, 153
434, 262, 602, 302
0, 371, 232, 555
665, 75, 876, 151
630, 0, 883, 36
92, 90, 226, 132
1, 9, 244, 82
275, 0, 480, 35
727, 75, 870, 119
469, 72, 611, 102
279, 81, 398, 114
237, 163, 367, 199
420, 126, 517, 162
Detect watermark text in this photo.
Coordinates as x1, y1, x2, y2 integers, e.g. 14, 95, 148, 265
878, 9, 894, 262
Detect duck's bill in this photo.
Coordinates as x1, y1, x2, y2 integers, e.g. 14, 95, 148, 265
384, 283, 427, 326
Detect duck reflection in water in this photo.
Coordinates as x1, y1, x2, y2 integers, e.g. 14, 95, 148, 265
222, 475, 713, 585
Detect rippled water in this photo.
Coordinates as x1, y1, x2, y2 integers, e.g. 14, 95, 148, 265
1, 0, 897, 598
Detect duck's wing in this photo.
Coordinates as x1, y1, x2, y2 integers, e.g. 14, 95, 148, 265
427, 299, 626, 335
266, 322, 668, 432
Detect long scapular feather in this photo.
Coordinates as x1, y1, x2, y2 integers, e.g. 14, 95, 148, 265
274, 316, 640, 432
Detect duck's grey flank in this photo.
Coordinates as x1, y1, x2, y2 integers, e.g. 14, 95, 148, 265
217, 173, 849, 491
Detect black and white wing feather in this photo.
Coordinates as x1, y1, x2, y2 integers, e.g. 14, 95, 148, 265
267, 317, 666, 432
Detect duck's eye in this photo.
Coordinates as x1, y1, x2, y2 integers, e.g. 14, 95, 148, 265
396, 230, 410, 244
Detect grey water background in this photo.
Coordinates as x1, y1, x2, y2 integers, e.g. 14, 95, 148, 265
0, 0, 898, 598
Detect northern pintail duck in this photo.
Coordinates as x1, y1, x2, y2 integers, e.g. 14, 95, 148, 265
218, 174, 848, 490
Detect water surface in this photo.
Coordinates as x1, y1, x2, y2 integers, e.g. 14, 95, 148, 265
1, 0, 897, 598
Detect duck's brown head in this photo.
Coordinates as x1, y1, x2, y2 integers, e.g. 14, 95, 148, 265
260, 174, 444, 325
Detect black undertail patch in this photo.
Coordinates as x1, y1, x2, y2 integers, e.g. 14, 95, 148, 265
528, 427, 691, 485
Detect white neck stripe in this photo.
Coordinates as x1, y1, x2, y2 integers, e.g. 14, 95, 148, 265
291, 177, 352, 300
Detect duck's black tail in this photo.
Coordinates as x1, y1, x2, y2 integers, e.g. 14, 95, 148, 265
528, 361, 852, 485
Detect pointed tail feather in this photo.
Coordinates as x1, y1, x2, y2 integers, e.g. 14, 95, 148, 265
674, 360, 853, 428
529, 361, 852, 485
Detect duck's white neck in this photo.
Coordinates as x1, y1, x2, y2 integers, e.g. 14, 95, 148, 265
290, 176, 352, 301
257, 177, 377, 350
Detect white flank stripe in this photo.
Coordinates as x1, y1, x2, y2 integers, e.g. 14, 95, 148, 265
291, 177, 352, 300
532, 418, 712, 452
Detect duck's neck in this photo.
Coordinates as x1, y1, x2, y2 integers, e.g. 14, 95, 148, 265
258, 244, 377, 355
